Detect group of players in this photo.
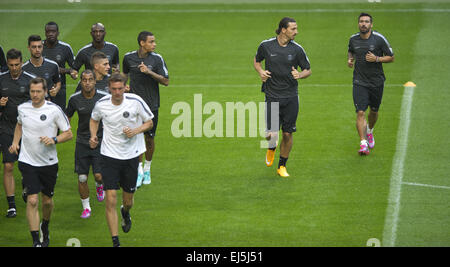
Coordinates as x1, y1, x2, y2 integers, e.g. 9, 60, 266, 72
0, 12, 393, 247
0, 22, 168, 247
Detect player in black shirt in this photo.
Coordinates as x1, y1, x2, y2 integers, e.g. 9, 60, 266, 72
66, 69, 107, 219
254, 17, 311, 177
348, 13, 394, 155
123, 31, 169, 186
73, 23, 119, 77
43, 21, 77, 111
75, 51, 110, 93
0, 48, 35, 218
22, 35, 61, 108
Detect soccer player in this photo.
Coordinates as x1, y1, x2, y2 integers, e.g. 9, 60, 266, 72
253, 17, 311, 177
0, 49, 35, 218
9, 77, 73, 247
22, 35, 61, 104
0, 45, 7, 72
73, 23, 119, 76
75, 51, 110, 93
347, 13, 394, 155
43, 21, 77, 111
122, 31, 169, 186
66, 69, 108, 219
90, 73, 153, 247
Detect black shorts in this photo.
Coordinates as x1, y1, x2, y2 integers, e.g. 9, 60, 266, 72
0, 133, 18, 163
19, 162, 58, 198
100, 155, 139, 193
265, 96, 299, 133
75, 142, 102, 175
353, 84, 384, 112
144, 109, 158, 138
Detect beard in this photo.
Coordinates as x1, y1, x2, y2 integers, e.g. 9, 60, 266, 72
359, 26, 370, 34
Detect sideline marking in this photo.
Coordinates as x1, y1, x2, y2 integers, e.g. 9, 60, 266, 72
382, 81, 416, 247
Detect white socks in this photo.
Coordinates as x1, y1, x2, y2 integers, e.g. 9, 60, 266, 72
367, 125, 374, 134
81, 198, 91, 211
144, 160, 151, 172
138, 162, 144, 175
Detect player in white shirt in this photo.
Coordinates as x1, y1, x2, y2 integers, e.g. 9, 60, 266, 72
9, 77, 72, 247
90, 73, 153, 247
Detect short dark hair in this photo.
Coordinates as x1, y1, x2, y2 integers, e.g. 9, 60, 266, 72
359, 13, 373, 23
90, 51, 108, 67
30, 77, 47, 91
80, 69, 96, 80
137, 31, 154, 46
6, 48, 22, 61
45, 21, 59, 31
108, 72, 127, 86
276, 17, 296, 35
28, 35, 42, 46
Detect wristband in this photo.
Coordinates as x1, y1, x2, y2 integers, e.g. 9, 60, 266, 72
53, 137, 58, 144
376, 56, 380, 63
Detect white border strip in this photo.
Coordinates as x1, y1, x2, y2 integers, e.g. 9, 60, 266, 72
1, 8, 450, 13
168, 84, 403, 88
382, 84, 415, 247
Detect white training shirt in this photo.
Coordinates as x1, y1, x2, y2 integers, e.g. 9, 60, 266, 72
91, 93, 154, 160
17, 101, 71, 167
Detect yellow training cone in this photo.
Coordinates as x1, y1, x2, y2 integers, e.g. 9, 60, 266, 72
403, 81, 416, 87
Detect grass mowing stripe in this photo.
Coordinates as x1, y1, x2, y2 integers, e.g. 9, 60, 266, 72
382, 84, 415, 247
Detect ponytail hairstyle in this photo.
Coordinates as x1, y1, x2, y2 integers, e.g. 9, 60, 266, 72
275, 17, 296, 35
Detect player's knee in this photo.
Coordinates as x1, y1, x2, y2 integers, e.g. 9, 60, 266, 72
27, 194, 39, 207
78, 174, 88, 183
3, 162, 14, 172
94, 173, 102, 182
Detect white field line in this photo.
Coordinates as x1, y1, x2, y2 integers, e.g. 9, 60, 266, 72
1, 8, 450, 13
402, 182, 450, 190
382, 85, 415, 247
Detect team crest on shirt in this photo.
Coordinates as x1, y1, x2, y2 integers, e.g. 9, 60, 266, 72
56, 54, 62, 61
19, 86, 26, 93
369, 45, 375, 51
40, 114, 47, 121
287, 54, 294, 61
44, 72, 50, 79
123, 111, 130, 118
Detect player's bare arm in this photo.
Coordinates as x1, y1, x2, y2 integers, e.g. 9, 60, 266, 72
89, 118, 100, 148
123, 119, 153, 138
348, 51, 354, 68
0, 96, 8, 106
291, 66, 311, 80
40, 128, 72, 146
9, 123, 22, 154
253, 57, 271, 82
138, 62, 169, 86
365, 51, 394, 63
49, 81, 61, 97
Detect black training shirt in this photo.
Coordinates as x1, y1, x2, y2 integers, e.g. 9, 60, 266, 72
348, 30, 394, 87
255, 37, 310, 98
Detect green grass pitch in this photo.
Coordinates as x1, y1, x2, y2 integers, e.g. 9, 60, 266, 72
0, 0, 449, 247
